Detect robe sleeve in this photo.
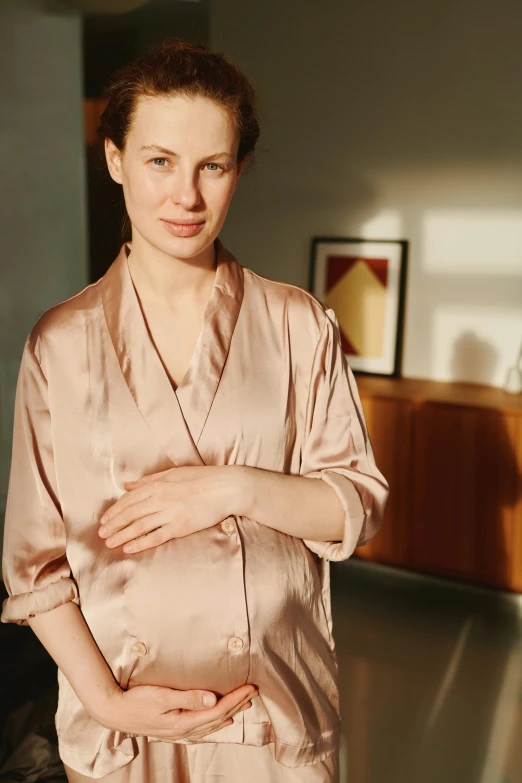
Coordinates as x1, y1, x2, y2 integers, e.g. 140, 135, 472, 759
1, 335, 79, 626
299, 308, 389, 561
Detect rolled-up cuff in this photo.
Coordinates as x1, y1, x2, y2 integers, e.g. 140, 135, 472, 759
303, 470, 366, 562
1, 576, 80, 626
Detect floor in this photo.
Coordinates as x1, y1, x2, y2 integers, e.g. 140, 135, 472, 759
332, 560, 522, 783
2, 560, 522, 782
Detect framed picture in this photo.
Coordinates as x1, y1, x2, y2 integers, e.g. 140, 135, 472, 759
310, 238, 408, 377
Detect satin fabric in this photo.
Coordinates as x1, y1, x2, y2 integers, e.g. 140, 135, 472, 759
63, 738, 339, 782
1, 240, 388, 778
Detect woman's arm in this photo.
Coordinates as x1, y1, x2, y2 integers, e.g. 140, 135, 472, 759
28, 601, 122, 721
231, 467, 345, 542
98, 465, 342, 551
27, 601, 257, 739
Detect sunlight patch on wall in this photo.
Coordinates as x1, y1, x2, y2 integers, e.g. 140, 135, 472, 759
422, 210, 522, 275
359, 209, 403, 239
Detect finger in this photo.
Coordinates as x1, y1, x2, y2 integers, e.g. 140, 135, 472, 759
164, 689, 218, 713
100, 485, 154, 531
104, 515, 163, 549
194, 693, 255, 725
123, 525, 177, 554
214, 685, 258, 715
176, 690, 257, 734
181, 714, 236, 740
185, 719, 234, 740
219, 694, 256, 722
100, 485, 155, 527
100, 491, 146, 525
107, 518, 165, 549
101, 506, 161, 546
125, 469, 173, 488
167, 684, 257, 720
181, 698, 254, 739
171, 710, 241, 741
195, 686, 256, 721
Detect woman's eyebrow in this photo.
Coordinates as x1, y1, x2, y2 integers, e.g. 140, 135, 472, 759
140, 144, 177, 155
205, 152, 234, 162
140, 145, 233, 162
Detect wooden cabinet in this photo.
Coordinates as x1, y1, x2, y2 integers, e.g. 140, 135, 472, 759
354, 377, 522, 592
354, 395, 414, 570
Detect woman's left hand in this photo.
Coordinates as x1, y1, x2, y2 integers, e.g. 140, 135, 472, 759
98, 466, 242, 554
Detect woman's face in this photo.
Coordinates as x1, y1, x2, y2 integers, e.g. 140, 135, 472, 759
105, 93, 243, 261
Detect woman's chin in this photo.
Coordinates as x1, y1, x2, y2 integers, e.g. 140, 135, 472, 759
130, 218, 222, 261
154, 228, 217, 261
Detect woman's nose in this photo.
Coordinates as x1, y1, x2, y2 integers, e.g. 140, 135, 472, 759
170, 172, 201, 211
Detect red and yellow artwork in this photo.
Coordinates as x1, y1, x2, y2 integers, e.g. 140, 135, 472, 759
311, 239, 407, 376
324, 255, 389, 358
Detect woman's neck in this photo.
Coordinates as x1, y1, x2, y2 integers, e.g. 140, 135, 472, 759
126, 232, 217, 313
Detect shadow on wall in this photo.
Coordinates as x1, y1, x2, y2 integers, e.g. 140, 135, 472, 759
395, 204, 521, 387
450, 332, 499, 386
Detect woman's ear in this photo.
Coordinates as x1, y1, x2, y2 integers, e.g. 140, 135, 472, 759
105, 138, 124, 184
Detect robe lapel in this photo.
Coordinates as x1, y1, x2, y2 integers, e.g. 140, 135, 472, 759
175, 239, 244, 445
100, 243, 203, 467
99, 240, 244, 466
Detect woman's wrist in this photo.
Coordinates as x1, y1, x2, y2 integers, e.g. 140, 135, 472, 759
216, 465, 255, 520
85, 679, 124, 725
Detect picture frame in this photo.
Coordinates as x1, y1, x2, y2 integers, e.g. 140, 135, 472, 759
310, 237, 408, 377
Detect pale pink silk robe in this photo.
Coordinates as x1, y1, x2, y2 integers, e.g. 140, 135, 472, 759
1, 240, 388, 778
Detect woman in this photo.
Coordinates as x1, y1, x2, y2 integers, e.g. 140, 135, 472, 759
1, 40, 388, 782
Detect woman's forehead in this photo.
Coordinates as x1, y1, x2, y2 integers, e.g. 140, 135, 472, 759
129, 94, 238, 145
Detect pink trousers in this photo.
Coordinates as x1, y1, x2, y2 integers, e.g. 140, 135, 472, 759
63, 739, 339, 782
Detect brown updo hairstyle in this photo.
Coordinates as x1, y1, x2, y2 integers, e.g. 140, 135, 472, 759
97, 37, 260, 238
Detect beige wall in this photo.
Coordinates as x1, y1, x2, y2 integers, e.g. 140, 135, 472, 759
211, 0, 522, 388
0, 0, 88, 543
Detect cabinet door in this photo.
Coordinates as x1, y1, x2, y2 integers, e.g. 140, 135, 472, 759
354, 395, 414, 569
505, 414, 522, 592
411, 403, 520, 590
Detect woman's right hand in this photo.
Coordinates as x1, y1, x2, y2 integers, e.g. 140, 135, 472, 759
25, 603, 257, 742
96, 683, 258, 741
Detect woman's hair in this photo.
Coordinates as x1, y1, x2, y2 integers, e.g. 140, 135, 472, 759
98, 38, 260, 163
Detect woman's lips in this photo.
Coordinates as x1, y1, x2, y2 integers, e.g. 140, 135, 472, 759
161, 219, 205, 237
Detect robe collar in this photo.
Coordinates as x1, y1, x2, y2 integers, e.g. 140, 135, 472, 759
100, 238, 244, 467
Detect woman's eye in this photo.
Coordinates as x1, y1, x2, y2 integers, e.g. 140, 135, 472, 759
152, 158, 169, 167
205, 163, 222, 172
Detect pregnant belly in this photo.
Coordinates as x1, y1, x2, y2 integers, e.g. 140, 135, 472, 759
79, 519, 325, 696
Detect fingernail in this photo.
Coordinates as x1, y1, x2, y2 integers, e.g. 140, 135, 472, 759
106, 537, 115, 547
203, 694, 216, 707
123, 543, 134, 553
100, 515, 108, 525
99, 526, 107, 537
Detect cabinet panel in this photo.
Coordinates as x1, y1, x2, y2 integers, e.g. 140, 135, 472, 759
354, 395, 414, 569
353, 377, 522, 591
506, 415, 522, 591
474, 411, 520, 590
411, 403, 519, 590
